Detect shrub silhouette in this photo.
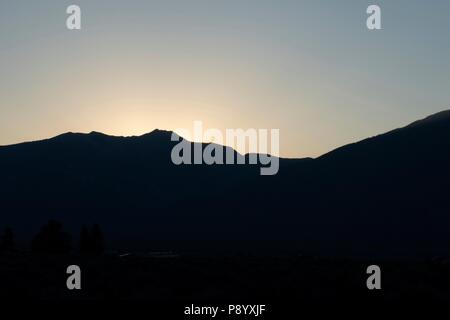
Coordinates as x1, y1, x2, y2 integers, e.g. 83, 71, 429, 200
0, 227, 15, 253
32, 220, 72, 254
80, 224, 105, 255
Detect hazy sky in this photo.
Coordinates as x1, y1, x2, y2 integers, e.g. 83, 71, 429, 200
1, 0, 450, 157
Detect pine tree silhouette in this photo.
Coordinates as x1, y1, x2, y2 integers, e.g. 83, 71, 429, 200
32, 220, 72, 254
79, 224, 105, 255
0, 227, 14, 253
91, 224, 105, 255
80, 224, 90, 254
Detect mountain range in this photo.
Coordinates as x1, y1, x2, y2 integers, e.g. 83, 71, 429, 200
1, 111, 450, 257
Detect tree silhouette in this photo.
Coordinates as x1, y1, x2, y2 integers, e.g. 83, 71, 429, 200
91, 224, 105, 255
32, 220, 72, 254
0, 227, 15, 253
80, 224, 90, 254
79, 224, 105, 255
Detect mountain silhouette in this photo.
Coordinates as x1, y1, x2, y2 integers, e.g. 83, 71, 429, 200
1, 111, 450, 257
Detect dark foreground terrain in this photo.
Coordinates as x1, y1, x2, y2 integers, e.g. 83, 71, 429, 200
1, 253, 450, 311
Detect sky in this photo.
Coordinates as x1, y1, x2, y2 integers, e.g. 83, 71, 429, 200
1, 0, 450, 158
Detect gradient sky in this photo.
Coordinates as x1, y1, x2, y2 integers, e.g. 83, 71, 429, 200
1, 0, 450, 158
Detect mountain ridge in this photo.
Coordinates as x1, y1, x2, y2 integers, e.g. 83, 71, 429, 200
2, 110, 449, 159
1, 110, 450, 257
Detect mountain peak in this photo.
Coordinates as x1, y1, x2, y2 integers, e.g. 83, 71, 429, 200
140, 129, 174, 139
147, 129, 173, 135
88, 131, 107, 136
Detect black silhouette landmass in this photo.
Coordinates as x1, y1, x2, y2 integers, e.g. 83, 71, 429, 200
1, 112, 450, 306
1, 111, 450, 257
